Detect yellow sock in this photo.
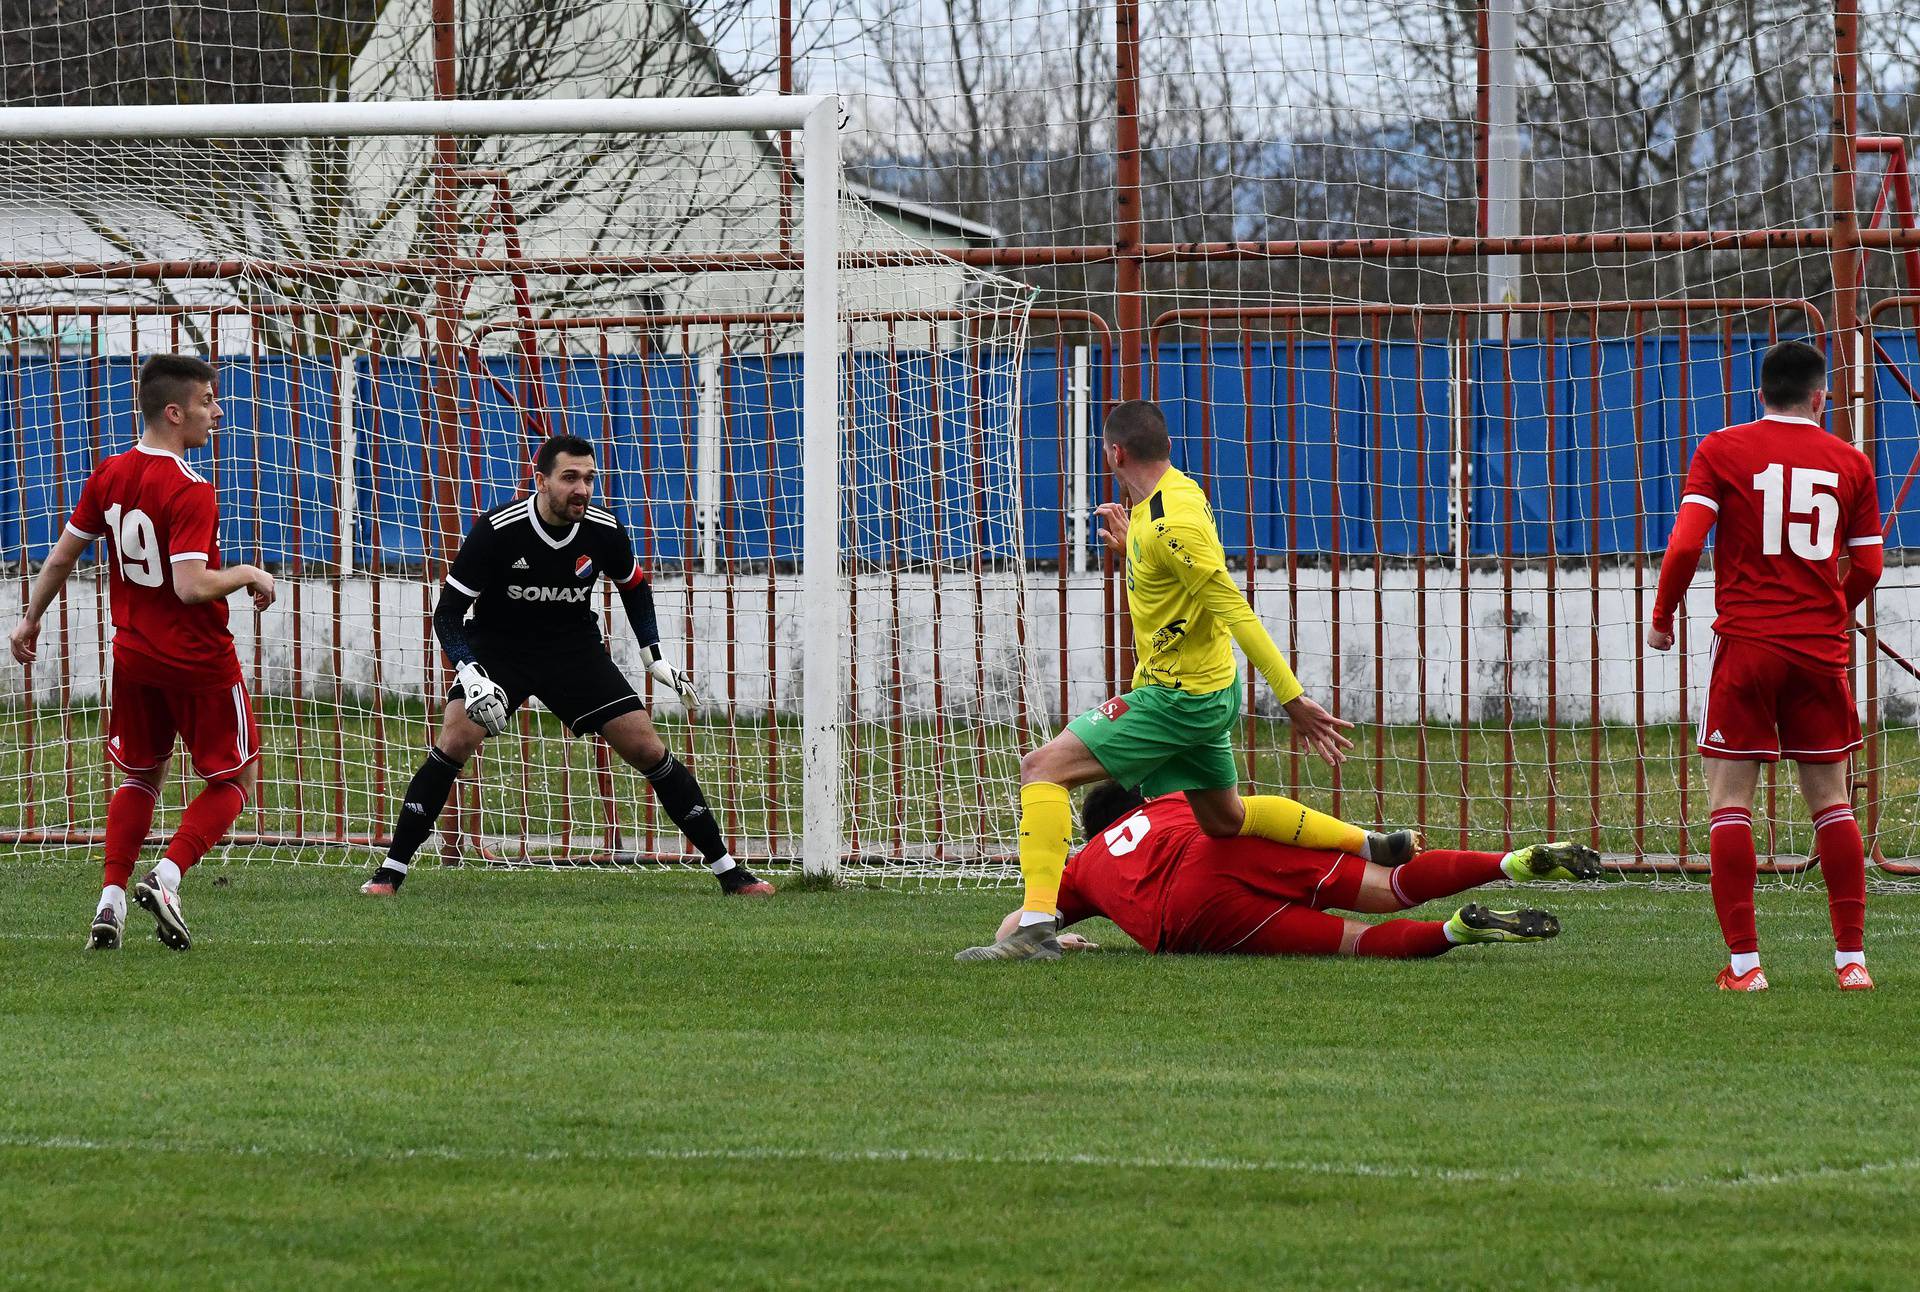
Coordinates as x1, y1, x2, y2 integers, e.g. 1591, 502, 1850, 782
1240, 794, 1367, 854
1018, 782, 1074, 915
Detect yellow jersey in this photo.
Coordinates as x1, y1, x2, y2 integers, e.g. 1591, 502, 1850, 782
1124, 466, 1303, 704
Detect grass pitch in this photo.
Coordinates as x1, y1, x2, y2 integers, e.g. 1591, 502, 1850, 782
3, 865, 1918, 1290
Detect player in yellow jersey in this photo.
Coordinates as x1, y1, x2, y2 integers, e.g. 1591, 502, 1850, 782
959, 399, 1391, 962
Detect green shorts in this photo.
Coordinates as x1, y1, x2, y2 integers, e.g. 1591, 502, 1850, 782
1066, 681, 1242, 798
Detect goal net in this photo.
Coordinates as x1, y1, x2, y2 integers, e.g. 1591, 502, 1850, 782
0, 96, 1038, 881
6, 1, 1920, 886
811, 0, 1920, 882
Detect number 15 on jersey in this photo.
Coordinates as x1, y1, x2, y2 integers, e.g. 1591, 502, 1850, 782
1751, 463, 1840, 560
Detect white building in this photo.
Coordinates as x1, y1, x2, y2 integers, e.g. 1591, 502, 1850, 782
0, 0, 1010, 358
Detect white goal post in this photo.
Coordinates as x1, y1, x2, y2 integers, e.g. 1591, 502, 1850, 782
0, 95, 1033, 884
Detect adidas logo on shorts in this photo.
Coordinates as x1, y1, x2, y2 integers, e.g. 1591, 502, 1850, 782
1709, 729, 1725, 743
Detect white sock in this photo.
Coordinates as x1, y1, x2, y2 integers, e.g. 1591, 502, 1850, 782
1018, 910, 1056, 928
384, 858, 410, 874
99, 885, 126, 919
1443, 920, 1465, 945
1730, 952, 1761, 976
1837, 950, 1866, 970
709, 854, 738, 876
153, 859, 182, 892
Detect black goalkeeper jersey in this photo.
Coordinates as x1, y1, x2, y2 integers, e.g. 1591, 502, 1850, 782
444, 494, 642, 641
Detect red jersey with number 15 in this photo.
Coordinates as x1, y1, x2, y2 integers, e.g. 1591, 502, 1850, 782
1677, 415, 1881, 673
65, 444, 241, 689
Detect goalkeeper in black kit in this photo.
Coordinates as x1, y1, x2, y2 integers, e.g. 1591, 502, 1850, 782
360, 433, 773, 897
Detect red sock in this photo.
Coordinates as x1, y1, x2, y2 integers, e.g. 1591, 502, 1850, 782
1708, 805, 1759, 955
1813, 802, 1866, 954
1353, 919, 1454, 958
1386, 849, 1507, 908
102, 779, 159, 891
163, 781, 248, 874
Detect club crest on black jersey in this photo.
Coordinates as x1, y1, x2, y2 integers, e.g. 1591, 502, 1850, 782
443, 495, 640, 638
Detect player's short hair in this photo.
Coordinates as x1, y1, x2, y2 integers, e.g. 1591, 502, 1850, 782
1102, 399, 1171, 462
533, 433, 596, 476
1080, 780, 1147, 840
1759, 340, 1827, 410
137, 354, 216, 425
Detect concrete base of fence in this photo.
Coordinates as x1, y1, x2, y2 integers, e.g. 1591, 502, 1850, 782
13, 564, 1920, 732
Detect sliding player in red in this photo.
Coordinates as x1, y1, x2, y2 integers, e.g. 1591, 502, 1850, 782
974, 781, 1599, 958
1649, 340, 1883, 991
8, 355, 276, 952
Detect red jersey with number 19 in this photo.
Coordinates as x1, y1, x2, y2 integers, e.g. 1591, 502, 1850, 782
1676, 415, 1881, 673
64, 445, 241, 689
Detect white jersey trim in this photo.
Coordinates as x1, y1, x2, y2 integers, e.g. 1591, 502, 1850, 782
1680, 493, 1719, 513
584, 507, 618, 527
1697, 741, 1787, 756
168, 551, 208, 564
571, 692, 641, 726
65, 522, 102, 541
1223, 902, 1294, 953
1847, 535, 1884, 546
1695, 636, 1721, 751
444, 573, 480, 598
233, 686, 250, 763
1779, 739, 1867, 757
133, 442, 207, 484
523, 495, 578, 549
189, 685, 259, 780
1761, 414, 1823, 428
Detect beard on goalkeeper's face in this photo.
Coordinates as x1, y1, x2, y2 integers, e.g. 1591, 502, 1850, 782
536, 453, 595, 522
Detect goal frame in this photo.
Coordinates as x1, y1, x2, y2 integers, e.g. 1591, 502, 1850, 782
0, 95, 847, 879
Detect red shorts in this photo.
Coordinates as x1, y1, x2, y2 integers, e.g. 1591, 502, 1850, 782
1697, 636, 1860, 764
1161, 836, 1367, 954
107, 676, 260, 781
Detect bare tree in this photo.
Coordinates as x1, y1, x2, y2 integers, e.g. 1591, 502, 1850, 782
0, 1, 381, 108
841, 0, 1265, 347
842, 0, 1867, 339
0, 1, 851, 356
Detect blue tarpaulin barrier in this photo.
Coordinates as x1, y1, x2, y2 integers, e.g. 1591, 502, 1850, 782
4, 336, 1912, 567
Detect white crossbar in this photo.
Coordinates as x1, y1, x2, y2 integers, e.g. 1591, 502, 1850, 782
0, 96, 828, 140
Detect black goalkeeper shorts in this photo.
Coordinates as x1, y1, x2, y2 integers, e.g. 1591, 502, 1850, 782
454, 630, 646, 736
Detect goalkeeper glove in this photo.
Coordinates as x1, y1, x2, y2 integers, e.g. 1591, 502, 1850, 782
455, 661, 511, 737
642, 644, 698, 706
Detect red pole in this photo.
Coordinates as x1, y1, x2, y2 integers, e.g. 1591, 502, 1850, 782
428, 0, 474, 856
1832, 1, 1872, 858
1114, 0, 1145, 402
430, 0, 463, 537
